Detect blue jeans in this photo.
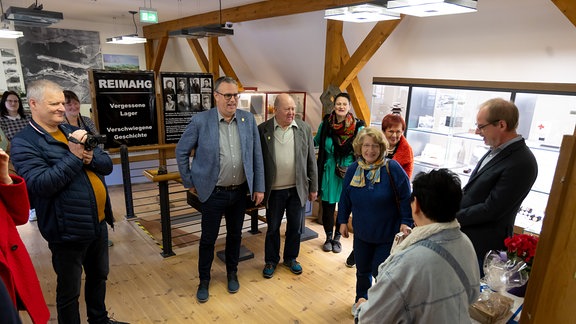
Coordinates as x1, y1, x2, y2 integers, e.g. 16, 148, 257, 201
48, 221, 109, 324
354, 237, 392, 302
265, 187, 304, 264
198, 186, 247, 281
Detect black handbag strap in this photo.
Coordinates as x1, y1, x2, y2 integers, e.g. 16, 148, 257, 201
385, 159, 401, 214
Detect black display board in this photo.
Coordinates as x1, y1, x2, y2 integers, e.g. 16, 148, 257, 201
90, 70, 158, 148
160, 72, 213, 144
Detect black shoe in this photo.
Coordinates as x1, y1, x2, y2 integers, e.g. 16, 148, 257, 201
197, 280, 209, 303
345, 251, 355, 268
227, 272, 240, 293
107, 319, 129, 324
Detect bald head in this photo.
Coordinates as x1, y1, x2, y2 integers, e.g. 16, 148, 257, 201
274, 94, 296, 128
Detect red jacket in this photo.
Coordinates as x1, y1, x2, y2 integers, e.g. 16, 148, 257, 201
393, 136, 414, 179
0, 175, 49, 323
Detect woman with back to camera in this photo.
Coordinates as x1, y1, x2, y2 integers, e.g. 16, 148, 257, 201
354, 169, 480, 323
0, 91, 28, 142
345, 113, 414, 267
314, 92, 365, 254
337, 127, 412, 315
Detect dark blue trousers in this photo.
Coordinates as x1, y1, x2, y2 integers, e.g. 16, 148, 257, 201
48, 221, 109, 324
354, 237, 392, 302
265, 187, 304, 264
198, 187, 247, 281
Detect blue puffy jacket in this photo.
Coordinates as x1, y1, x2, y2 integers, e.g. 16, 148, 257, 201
10, 120, 114, 243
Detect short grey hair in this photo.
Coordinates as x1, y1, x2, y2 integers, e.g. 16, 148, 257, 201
27, 79, 63, 102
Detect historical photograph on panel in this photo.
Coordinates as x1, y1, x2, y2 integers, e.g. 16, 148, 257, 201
0, 48, 24, 94
200, 77, 212, 93
190, 77, 201, 93
202, 94, 212, 110
176, 77, 190, 112
16, 27, 103, 104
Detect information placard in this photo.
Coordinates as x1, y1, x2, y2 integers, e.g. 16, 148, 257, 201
91, 70, 158, 148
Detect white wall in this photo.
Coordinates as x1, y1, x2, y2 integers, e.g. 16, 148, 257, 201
4, 0, 576, 130
161, 0, 576, 130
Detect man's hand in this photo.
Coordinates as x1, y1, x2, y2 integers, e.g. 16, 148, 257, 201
308, 191, 318, 202
68, 129, 88, 160
82, 149, 93, 165
400, 224, 412, 236
253, 192, 264, 206
339, 223, 349, 238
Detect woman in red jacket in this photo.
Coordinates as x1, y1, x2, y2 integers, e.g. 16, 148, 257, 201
0, 148, 49, 323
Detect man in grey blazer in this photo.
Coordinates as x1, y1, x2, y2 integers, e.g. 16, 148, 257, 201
456, 98, 538, 275
176, 76, 265, 303
258, 94, 318, 279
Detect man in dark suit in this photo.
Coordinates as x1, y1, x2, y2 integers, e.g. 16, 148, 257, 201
175, 76, 264, 303
258, 94, 317, 279
456, 98, 538, 274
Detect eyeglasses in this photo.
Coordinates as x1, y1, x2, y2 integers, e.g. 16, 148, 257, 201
362, 144, 380, 149
215, 91, 239, 101
476, 120, 499, 131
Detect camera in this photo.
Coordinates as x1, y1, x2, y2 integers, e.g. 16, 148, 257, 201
68, 133, 107, 151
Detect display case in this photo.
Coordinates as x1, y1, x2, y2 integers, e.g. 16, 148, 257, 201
372, 78, 576, 234
238, 91, 306, 124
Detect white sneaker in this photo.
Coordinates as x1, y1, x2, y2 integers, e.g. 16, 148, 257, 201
28, 209, 37, 222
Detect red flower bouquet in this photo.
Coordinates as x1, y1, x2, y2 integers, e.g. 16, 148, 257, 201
482, 234, 539, 293
504, 234, 539, 275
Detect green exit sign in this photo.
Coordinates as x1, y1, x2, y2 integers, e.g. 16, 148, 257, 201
140, 8, 158, 23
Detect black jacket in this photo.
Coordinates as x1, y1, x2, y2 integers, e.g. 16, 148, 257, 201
457, 138, 538, 260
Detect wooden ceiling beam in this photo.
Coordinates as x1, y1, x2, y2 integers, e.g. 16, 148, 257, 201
340, 39, 370, 122
334, 19, 401, 90
323, 20, 344, 90
187, 39, 209, 73
208, 38, 220, 79
214, 44, 244, 91
552, 0, 576, 27
147, 37, 169, 73
143, 0, 369, 39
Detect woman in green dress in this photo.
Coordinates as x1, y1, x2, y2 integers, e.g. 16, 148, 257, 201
315, 93, 365, 253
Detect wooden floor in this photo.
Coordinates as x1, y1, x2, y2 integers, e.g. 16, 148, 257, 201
17, 185, 357, 324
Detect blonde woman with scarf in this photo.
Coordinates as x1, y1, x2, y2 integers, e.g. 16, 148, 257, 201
354, 169, 480, 323
337, 127, 412, 314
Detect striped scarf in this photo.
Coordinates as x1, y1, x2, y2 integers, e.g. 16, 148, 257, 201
350, 158, 386, 188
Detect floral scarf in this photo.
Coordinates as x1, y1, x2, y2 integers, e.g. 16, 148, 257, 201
328, 111, 357, 147
350, 158, 386, 188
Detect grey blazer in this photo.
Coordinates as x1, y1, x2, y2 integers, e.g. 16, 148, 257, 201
175, 108, 265, 202
258, 118, 318, 207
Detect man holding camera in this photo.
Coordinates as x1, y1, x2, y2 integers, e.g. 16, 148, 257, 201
10, 80, 127, 324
